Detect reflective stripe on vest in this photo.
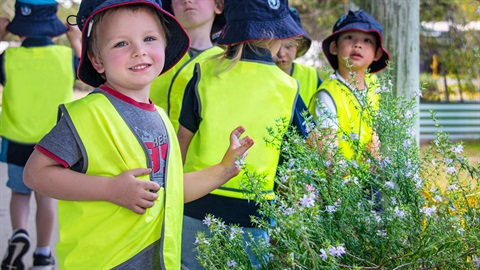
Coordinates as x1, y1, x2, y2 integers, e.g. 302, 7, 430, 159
57, 93, 183, 269
321, 74, 379, 159
184, 60, 298, 200
0, 46, 74, 143
168, 46, 223, 132
291, 62, 318, 112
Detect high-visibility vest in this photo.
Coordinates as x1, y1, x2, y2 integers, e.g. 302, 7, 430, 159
0, 45, 74, 143
184, 60, 298, 200
57, 93, 183, 269
291, 62, 319, 112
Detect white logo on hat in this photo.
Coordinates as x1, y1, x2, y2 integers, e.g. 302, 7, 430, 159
268, 0, 280, 10
20, 5, 32, 16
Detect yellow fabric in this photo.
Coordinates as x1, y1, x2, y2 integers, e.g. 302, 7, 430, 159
319, 74, 379, 159
184, 60, 298, 200
58, 93, 183, 269
0, 45, 74, 143
168, 47, 223, 131
291, 62, 319, 113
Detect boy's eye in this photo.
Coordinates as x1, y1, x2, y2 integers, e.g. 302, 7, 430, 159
114, 41, 127, 47
145, 36, 156, 42
344, 35, 353, 40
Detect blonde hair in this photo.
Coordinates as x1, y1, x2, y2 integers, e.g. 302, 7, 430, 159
88, 5, 169, 63
213, 39, 281, 75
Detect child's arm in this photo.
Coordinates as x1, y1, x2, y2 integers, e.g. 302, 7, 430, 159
66, 24, 82, 58
24, 151, 160, 214
177, 124, 193, 164
182, 126, 254, 203
0, 17, 9, 40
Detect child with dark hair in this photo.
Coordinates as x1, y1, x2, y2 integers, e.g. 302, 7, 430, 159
313, 10, 390, 160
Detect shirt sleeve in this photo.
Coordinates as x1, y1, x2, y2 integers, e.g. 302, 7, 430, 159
179, 64, 201, 133
37, 116, 83, 169
315, 89, 338, 129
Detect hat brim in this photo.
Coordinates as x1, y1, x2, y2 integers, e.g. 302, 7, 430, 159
77, 0, 189, 87
217, 15, 303, 45
322, 29, 390, 73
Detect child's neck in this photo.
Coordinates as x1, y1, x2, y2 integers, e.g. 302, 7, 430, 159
186, 26, 214, 51
337, 67, 367, 90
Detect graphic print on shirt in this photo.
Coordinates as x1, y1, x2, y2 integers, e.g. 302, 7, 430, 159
135, 127, 168, 187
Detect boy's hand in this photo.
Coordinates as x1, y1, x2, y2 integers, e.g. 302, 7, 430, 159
108, 168, 160, 214
220, 126, 254, 178
0, 17, 10, 40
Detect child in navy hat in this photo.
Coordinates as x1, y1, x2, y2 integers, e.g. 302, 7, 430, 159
275, 7, 323, 114
150, 0, 225, 131
177, 0, 313, 268
22, 0, 253, 268
313, 10, 390, 160
0, 0, 81, 269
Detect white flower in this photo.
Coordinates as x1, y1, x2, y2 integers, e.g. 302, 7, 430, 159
403, 139, 411, 149
319, 249, 328, 261
452, 144, 464, 154
385, 181, 395, 189
235, 158, 245, 167
394, 207, 405, 218
447, 184, 458, 191
376, 230, 387, 237
416, 89, 423, 97
326, 205, 336, 213
203, 216, 213, 226
446, 166, 457, 174
405, 110, 413, 118
444, 158, 453, 165
421, 206, 437, 217
473, 255, 480, 268
434, 195, 443, 202
328, 245, 346, 257
227, 260, 237, 268
350, 132, 359, 140
330, 73, 337, 80
300, 194, 315, 208
283, 207, 295, 215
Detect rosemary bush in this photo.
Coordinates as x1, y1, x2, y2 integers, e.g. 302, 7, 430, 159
194, 66, 480, 269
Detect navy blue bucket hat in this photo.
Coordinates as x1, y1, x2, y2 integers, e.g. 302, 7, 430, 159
161, 0, 226, 42
217, 0, 303, 45
322, 10, 390, 73
75, 0, 190, 87
7, 0, 68, 38
289, 7, 311, 58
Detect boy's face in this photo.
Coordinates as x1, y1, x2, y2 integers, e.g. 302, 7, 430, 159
89, 8, 166, 95
171, 0, 223, 31
275, 39, 298, 73
329, 30, 383, 72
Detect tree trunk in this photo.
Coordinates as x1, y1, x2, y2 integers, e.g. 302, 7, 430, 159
358, 0, 421, 145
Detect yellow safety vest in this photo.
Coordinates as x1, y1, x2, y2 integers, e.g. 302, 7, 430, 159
318, 74, 379, 159
0, 45, 74, 143
57, 93, 183, 269
291, 62, 319, 113
184, 60, 298, 200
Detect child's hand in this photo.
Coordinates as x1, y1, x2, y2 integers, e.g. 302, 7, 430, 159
66, 23, 82, 57
0, 17, 10, 40
108, 168, 160, 214
220, 126, 254, 178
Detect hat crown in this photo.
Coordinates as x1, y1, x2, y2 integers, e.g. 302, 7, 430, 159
223, 0, 289, 22
333, 10, 383, 36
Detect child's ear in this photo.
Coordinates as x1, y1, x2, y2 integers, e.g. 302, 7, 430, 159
89, 54, 105, 74
329, 41, 338, 56
373, 47, 383, 61
215, 1, 224, 14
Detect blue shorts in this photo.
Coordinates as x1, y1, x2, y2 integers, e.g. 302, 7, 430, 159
6, 163, 32, 195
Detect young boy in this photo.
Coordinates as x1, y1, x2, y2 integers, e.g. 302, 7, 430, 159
0, 0, 81, 268
275, 7, 322, 113
312, 10, 390, 160
22, 0, 253, 269
149, 0, 225, 131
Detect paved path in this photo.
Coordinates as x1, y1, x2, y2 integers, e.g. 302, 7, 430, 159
0, 152, 59, 269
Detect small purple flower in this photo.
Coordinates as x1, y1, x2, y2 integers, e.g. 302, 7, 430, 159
421, 206, 437, 217
319, 249, 328, 261
328, 245, 346, 257
394, 207, 405, 218
300, 194, 315, 208
446, 167, 457, 174
385, 181, 395, 189
326, 205, 336, 213
203, 216, 213, 226
350, 132, 359, 140
330, 73, 337, 80
405, 110, 413, 118
227, 260, 237, 268
476, 5, 480, 14
452, 144, 464, 154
